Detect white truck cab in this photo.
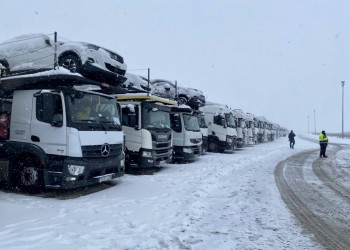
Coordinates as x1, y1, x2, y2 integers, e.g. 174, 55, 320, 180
116, 93, 175, 170
232, 109, 247, 148
201, 102, 236, 153
245, 113, 255, 145
170, 106, 202, 162
194, 110, 208, 152
256, 116, 269, 142
0, 73, 124, 191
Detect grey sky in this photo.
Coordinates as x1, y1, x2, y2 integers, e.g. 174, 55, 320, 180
1, 0, 349, 132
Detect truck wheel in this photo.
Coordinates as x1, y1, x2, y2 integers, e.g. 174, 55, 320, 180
13, 157, 44, 193
124, 149, 131, 170
59, 54, 81, 73
208, 140, 218, 152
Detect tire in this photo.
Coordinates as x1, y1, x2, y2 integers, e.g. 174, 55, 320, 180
13, 157, 44, 193
178, 96, 188, 105
208, 140, 218, 152
0, 60, 10, 77
59, 54, 81, 73
124, 149, 131, 170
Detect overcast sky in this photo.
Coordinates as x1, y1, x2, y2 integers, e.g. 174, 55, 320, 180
1, 0, 350, 133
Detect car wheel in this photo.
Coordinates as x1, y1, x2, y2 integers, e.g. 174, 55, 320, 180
59, 54, 81, 73
13, 157, 44, 193
178, 96, 188, 105
0, 60, 10, 77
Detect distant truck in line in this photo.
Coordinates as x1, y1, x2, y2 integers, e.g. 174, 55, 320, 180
170, 106, 202, 162
232, 109, 247, 148
255, 116, 268, 142
201, 102, 236, 153
195, 110, 208, 152
116, 93, 174, 171
245, 113, 255, 145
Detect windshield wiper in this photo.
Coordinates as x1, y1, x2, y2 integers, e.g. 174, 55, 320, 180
101, 121, 122, 130
80, 119, 98, 123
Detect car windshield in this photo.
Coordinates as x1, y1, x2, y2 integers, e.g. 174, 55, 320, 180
142, 108, 171, 129
66, 91, 121, 127
183, 114, 200, 132
225, 113, 236, 128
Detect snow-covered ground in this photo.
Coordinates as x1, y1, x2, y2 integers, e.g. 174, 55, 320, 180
1, 135, 348, 250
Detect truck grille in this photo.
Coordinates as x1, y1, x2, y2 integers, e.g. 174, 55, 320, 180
82, 144, 123, 159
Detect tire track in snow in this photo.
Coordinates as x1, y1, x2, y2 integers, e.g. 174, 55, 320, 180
275, 148, 350, 250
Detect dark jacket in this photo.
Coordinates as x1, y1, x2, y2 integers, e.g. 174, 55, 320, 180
288, 131, 296, 142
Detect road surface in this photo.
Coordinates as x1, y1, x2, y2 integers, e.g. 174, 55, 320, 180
275, 139, 350, 250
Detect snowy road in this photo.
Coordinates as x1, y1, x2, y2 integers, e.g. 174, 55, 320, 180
275, 144, 350, 250
0, 135, 349, 249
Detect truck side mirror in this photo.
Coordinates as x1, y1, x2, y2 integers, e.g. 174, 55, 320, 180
128, 114, 137, 128
221, 118, 226, 127
171, 116, 181, 133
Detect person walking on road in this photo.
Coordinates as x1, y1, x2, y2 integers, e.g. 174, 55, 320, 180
319, 130, 328, 158
288, 130, 296, 149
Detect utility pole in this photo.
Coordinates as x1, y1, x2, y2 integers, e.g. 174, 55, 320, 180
147, 68, 150, 96
307, 116, 310, 133
54, 32, 58, 69
175, 80, 178, 103
314, 109, 316, 134
341, 81, 345, 139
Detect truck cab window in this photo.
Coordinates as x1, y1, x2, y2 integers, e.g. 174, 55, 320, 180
36, 93, 63, 124
214, 114, 225, 126
122, 106, 138, 127
170, 114, 182, 133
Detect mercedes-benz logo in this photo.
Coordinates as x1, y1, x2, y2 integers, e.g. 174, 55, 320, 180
101, 143, 110, 157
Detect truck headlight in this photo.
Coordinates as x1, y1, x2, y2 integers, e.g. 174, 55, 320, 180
141, 150, 152, 157
183, 148, 193, 153
67, 165, 85, 176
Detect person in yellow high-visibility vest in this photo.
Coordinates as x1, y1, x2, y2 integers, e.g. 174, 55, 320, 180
319, 130, 328, 158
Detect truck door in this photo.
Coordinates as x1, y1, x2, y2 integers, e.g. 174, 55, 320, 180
121, 104, 141, 152
31, 91, 67, 156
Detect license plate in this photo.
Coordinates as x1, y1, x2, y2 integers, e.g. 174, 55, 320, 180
98, 174, 113, 183
159, 160, 166, 165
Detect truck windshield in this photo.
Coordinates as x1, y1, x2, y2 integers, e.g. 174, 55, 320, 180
225, 113, 236, 128
183, 114, 200, 132
197, 114, 207, 128
247, 121, 253, 128
142, 109, 171, 130
254, 121, 259, 128
238, 118, 246, 128
66, 91, 121, 128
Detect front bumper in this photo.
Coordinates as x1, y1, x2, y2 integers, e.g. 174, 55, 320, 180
138, 148, 172, 168
81, 61, 127, 85
219, 139, 235, 152
173, 145, 202, 161
44, 155, 124, 189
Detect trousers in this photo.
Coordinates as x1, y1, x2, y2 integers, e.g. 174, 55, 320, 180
320, 143, 327, 157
